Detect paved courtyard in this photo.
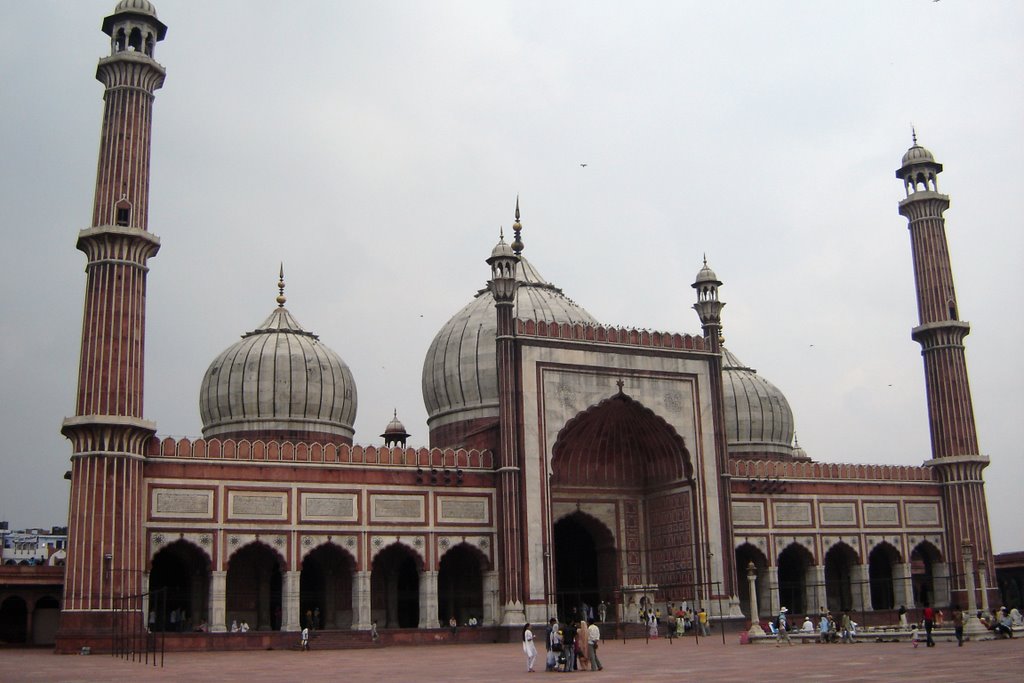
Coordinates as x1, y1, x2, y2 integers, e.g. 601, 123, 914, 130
4, 636, 1022, 683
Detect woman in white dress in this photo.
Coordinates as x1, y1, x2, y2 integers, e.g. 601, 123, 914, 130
522, 623, 537, 672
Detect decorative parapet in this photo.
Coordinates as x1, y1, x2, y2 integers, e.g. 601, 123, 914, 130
729, 459, 937, 482
146, 437, 492, 469
515, 319, 707, 351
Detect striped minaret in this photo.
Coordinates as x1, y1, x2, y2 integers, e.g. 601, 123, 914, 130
487, 203, 527, 625
58, 0, 166, 650
895, 134, 995, 609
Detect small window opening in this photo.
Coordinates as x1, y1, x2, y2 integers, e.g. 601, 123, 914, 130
116, 207, 130, 226
129, 27, 142, 52
115, 29, 126, 52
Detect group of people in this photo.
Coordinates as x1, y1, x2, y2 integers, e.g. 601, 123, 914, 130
229, 619, 251, 633
771, 607, 856, 646
522, 613, 604, 673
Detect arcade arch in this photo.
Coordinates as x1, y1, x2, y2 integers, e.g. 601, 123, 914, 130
868, 542, 902, 610
552, 512, 617, 620
149, 539, 211, 631
371, 543, 421, 628
735, 543, 770, 621
824, 542, 859, 613
226, 542, 284, 631
437, 542, 487, 626
911, 541, 943, 607
777, 543, 815, 615
300, 543, 355, 629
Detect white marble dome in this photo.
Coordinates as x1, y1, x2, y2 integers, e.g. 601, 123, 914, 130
721, 347, 796, 459
200, 305, 357, 443
422, 255, 597, 434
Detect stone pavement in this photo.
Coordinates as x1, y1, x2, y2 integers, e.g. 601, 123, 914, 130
3, 635, 1022, 683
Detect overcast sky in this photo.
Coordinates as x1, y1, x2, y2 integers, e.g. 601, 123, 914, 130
1, 1, 1021, 553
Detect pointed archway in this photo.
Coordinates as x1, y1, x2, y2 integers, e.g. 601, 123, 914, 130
551, 390, 695, 608
824, 542, 858, 613
777, 543, 814, 615
869, 542, 901, 610
0, 596, 28, 644
371, 544, 421, 628
149, 540, 211, 631
552, 512, 616, 621
300, 543, 355, 629
736, 543, 770, 621
437, 543, 487, 626
911, 541, 943, 608
226, 542, 284, 631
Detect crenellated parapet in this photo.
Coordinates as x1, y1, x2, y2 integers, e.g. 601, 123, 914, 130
515, 319, 707, 351
730, 458, 936, 482
147, 436, 493, 469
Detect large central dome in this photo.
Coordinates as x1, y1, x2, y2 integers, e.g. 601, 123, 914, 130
422, 255, 596, 445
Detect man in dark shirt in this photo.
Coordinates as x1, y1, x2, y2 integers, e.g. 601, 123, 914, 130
951, 606, 964, 646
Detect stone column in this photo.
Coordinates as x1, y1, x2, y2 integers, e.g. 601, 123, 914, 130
746, 562, 765, 636
482, 570, 498, 626
811, 564, 827, 614
141, 572, 151, 631
962, 541, 990, 640
977, 559, 990, 615
419, 570, 440, 629
933, 563, 951, 608
282, 570, 301, 632
768, 567, 780, 616
852, 564, 870, 612
352, 571, 371, 630
894, 562, 915, 610
209, 570, 227, 632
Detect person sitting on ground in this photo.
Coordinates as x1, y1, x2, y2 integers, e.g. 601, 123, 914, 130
994, 611, 1015, 639
1011, 607, 1023, 626
801, 616, 814, 632
230, 620, 239, 633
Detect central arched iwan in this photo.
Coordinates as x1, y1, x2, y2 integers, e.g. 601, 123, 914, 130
551, 391, 693, 488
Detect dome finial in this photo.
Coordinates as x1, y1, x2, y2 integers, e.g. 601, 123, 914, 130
511, 195, 524, 255
912, 125, 918, 146
276, 263, 287, 307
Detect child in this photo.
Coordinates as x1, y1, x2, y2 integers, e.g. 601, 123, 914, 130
301, 626, 310, 651
911, 625, 919, 648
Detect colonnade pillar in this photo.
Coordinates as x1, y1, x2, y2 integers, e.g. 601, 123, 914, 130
352, 571, 371, 630
895, 563, 915, 609
209, 571, 226, 632
282, 570, 301, 632
418, 570, 440, 629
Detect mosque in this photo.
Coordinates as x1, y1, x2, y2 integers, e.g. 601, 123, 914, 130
55, 1, 998, 651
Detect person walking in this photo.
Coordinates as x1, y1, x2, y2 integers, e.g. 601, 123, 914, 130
575, 619, 590, 671
952, 605, 964, 647
587, 619, 603, 671
698, 607, 710, 636
841, 612, 854, 643
562, 619, 577, 672
775, 606, 793, 646
300, 626, 310, 651
522, 623, 537, 673
545, 618, 559, 672
923, 606, 936, 647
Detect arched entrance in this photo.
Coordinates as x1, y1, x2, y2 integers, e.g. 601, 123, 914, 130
735, 543, 770, 623
300, 543, 355, 629
0, 596, 28, 644
149, 540, 211, 631
777, 543, 814, 615
371, 544, 420, 628
32, 596, 60, 645
869, 542, 901, 610
553, 513, 616, 620
437, 543, 487, 626
226, 542, 283, 631
824, 542, 858, 613
911, 541, 942, 608
551, 390, 695, 616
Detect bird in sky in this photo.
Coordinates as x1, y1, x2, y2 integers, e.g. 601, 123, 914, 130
580, 163, 588, 167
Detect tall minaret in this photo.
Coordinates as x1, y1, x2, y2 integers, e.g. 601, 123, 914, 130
691, 258, 738, 603
58, 0, 167, 648
487, 202, 526, 625
895, 135, 994, 608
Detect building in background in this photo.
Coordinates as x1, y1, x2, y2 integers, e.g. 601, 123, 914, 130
54, 1, 1000, 652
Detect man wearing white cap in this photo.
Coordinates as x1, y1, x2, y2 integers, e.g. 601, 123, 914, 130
776, 607, 793, 647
